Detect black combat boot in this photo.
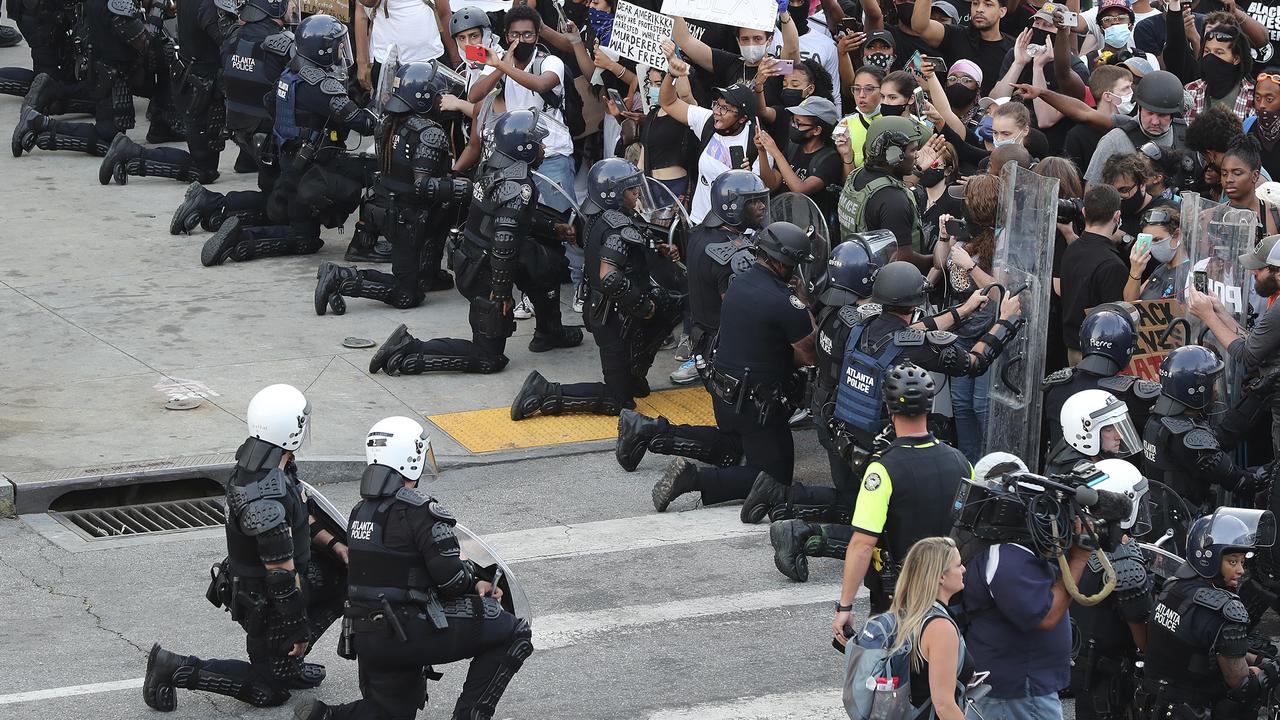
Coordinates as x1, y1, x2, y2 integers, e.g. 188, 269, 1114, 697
293, 697, 332, 720
369, 324, 413, 374
741, 471, 788, 524
98, 132, 142, 185
616, 409, 666, 472
342, 222, 390, 263
0, 24, 21, 48
170, 181, 218, 235
770, 520, 819, 582
314, 261, 358, 316
510, 371, 556, 420
22, 72, 54, 112
652, 458, 699, 512
200, 217, 242, 266
11, 106, 46, 157
527, 326, 583, 353
143, 644, 190, 712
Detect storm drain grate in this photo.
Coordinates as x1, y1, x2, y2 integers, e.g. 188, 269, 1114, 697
50, 498, 226, 540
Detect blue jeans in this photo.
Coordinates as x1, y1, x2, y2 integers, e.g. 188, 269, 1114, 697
950, 338, 991, 464
533, 153, 583, 286
969, 681, 1062, 720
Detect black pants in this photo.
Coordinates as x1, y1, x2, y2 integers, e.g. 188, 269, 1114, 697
326, 610, 527, 720
690, 394, 795, 505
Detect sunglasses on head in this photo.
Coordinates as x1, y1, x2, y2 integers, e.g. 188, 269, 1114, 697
1141, 208, 1178, 227
1257, 72, 1280, 85
1205, 26, 1239, 43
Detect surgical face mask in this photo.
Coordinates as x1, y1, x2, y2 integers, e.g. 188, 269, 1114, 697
1111, 91, 1135, 115
740, 43, 768, 64
1149, 235, 1177, 262
865, 52, 893, 70
647, 86, 660, 107
1103, 24, 1131, 48
992, 133, 1021, 148
862, 103, 881, 118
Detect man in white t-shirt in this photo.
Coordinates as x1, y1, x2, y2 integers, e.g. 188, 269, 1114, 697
659, 53, 771, 224
354, 0, 458, 91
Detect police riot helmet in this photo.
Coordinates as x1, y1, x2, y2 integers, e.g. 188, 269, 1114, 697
1060, 389, 1141, 459
1091, 458, 1151, 534
385, 62, 440, 114
586, 158, 647, 211
1133, 70, 1185, 115
871, 261, 928, 308
1077, 308, 1137, 376
246, 384, 311, 452
295, 14, 353, 73
449, 6, 491, 37
705, 170, 770, 229
755, 221, 814, 268
882, 360, 936, 416
240, 0, 292, 22
1156, 345, 1224, 412
1185, 508, 1277, 579
492, 109, 549, 164
819, 237, 881, 305
218, 0, 244, 16
365, 416, 438, 482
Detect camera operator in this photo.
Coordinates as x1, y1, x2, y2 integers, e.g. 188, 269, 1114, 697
1141, 508, 1280, 720
959, 458, 1092, 720
1069, 458, 1153, 720
1125, 207, 1188, 302
1059, 185, 1129, 367
1044, 389, 1142, 475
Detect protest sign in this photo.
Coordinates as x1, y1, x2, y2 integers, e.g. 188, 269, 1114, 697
1122, 298, 1185, 382
662, 0, 776, 32
608, 2, 706, 70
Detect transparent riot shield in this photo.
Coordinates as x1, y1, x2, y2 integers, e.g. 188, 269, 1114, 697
1143, 478, 1194, 557
1183, 195, 1255, 409
456, 524, 533, 622
983, 163, 1060, 464
644, 177, 690, 293
371, 44, 399, 116
1138, 542, 1185, 584
770, 192, 831, 294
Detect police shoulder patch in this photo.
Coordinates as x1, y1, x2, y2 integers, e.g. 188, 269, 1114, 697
262, 32, 294, 57
298, 65, 326, 85
894, 328, 925, 346
789, 294, 806, 310
319, 78, 347, 96
107, 0, 137, 17
863, 472, 883, 492
1183, 428, 1220, 451
1159, 416, 1196, 434
394, 486, 429, 506
925, 330, 958, 347
1042, 367, 1075, 387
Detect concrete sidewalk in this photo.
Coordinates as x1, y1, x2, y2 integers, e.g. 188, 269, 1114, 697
0, 42, 688, 490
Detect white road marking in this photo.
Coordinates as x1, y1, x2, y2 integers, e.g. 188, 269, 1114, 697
0, 679, 144, 706
647, 690, 847, 719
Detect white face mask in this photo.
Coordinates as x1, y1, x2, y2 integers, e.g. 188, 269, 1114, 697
740, 43, 768, 64
1111, 91, 1135, 115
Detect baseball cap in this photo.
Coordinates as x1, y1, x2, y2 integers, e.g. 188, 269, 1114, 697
788, 96, 839, 127
948, 59, 984, 86
1097, 0, 1134, 19
1241, 235, 1280, 270
1031, 1, 1064, 25
931, 0, 960, 22
1122, 56, 1153, 78
864, 29, 895, 49
715, 83, 756, 115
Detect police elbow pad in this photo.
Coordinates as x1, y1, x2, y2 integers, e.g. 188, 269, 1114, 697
601, 269, 648, 317
428, 557, 476, 596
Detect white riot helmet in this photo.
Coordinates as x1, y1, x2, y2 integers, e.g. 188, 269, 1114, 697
1091, 458, 1151, 534
1060, 389, 1141, 458
246, 384, 311, 451
365, 416, 437, 482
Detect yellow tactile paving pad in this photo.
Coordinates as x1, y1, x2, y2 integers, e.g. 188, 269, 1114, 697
427, 387, 716, 453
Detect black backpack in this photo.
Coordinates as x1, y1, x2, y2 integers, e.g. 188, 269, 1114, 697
530, 48, 586, 138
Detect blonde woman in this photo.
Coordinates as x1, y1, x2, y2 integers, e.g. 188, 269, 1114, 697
887, 536, 973, 720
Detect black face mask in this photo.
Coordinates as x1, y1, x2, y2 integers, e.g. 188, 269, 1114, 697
564, 1, 588, 24
917, 167, 945, 187
788, 125, 813, 144
788, 4, 809, 34
1200, 53, 1241, 98
880, 102, 907, 116
896, 3, 915, 23
1030, 28, 1052, 47
944, 83, 978, 108
1120, 190, 1146, 217
779, 88, 805, 107
512, 41, 537, 64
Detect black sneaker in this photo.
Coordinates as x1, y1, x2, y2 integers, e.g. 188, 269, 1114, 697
200, 216, 241, 267
142, 644, 187, 712
170, 182, 213, 235
528, 326, 583, 353
741, 471, 788, 524
652, 458, 698, 512
510, 371, 553, 421
615, 409, 655, 472
770, 519, 814, 582
369, 324, 411, 375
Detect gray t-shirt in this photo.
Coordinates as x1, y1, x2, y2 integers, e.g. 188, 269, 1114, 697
1084, 121, 1177, 185
1229, 295, 1280, 376
1139, 259, 1191, 301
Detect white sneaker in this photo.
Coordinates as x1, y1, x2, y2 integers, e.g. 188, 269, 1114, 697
513, 294, 534, 320
669, 358, 700, 385
673, 335, 692, 361
571, 284, 585, 314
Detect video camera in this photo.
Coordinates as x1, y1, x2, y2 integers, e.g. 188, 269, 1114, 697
1056, 197, 1084, 224
1139, 141, 1211, 195
952, 463, 1135, 556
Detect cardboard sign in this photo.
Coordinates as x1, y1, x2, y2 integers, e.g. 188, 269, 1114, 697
608, 2, 706, 70
662, 0, 777, 32
1121, 298, 1186, 382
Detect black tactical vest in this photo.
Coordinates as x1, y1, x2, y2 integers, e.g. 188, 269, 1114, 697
377, 115, 449, 197
346, 495, 432, 606
462, 161, 536, 252
223, 439, 310, 578
1144, 576, 1237, 702
224, 24, 290, 131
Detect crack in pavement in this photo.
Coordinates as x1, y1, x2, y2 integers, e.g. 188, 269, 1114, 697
0, 554, 149, 657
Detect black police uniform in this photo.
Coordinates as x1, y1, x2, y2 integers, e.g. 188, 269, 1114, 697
671, 262, 813, 503
1069, 538, 1151, 720
144, 437, 342, 709
1141, 565, 1253, 718
12, 0, 144, 156
685, 223, 753, 357
201, 58, 375, 264
1140, 413, 1255, 515
322, 480, 531, 720
316, 115, 468, 311
0, 0, 88, 106
1042, 367, 1161, 454
366, 152, 570, 375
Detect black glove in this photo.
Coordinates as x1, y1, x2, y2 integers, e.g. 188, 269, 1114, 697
1258, 657, 1280, 688
264, 568, 310, 655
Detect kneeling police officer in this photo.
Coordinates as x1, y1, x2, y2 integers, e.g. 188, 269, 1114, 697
297, 416, 531, 720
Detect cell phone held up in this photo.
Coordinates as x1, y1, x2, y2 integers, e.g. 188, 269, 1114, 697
839, 16, 863, 35
774, 58, 795, 76
607, 88, 624, 108
464, 44, 488, 63
1193, 270, 1208, 294
1135, 232, 1153, 257
729, 145, 746, 170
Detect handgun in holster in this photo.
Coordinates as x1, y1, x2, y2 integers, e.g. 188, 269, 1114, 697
408, 589, 450, 630
469, 296, 513, 339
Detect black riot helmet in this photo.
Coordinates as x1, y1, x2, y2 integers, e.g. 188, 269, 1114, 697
1134, 70, 1185, 115
586, 158, 646, 211
492, 109, 548, 165
1185, 508, 1276, 580
882, 360, 936, 417
449, 6, 490, 37
705, 170, 770, 229
240, 0, 290, 22
1155, 345, 1224, 413
385, 62, 440, 114
755, 221, 814, 268
295, 14, 352, 73
819, 236, 882, 306
1077, 309, 1137, 376
871, 261, 928, 309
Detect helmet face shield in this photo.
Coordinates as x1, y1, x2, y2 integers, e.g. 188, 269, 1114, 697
334, 34, 354, 73
1096, 411, 1141, 458
625, 173, 660, 222
742, 192, 771, 230
1207, 508, 1276, 551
